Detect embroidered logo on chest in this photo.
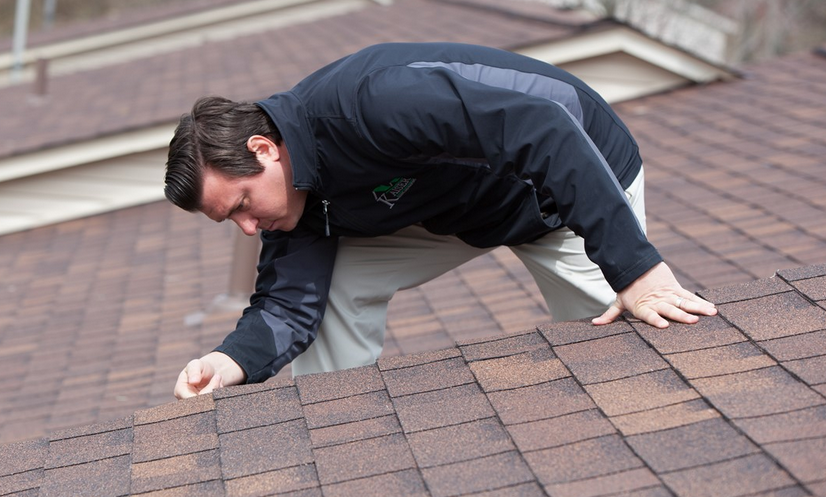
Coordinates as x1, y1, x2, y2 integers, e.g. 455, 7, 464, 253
372, 177, 416, 209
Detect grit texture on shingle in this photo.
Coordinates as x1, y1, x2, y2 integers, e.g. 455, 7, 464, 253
1, 266, 826, 495
1, 0, 825, 452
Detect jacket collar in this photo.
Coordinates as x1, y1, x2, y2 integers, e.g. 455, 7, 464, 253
256, 92, 319, 191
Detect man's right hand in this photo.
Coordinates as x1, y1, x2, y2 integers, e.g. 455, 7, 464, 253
174, 351, 246, 399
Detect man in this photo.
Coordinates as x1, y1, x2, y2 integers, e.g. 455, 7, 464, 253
166, 42, 717, 399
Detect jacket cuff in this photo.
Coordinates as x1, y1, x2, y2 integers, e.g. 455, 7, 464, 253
607, 248, 663, 293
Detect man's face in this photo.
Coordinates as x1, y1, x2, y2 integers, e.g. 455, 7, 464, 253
199, 137, 308, 236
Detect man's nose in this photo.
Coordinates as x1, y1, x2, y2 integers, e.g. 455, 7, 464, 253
233, 216, 258, 236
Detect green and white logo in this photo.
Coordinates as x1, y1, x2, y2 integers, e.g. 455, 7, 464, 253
372, 177, 416, 209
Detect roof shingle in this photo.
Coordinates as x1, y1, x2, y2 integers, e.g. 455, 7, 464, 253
2, 0, 826, 494
1, 264, 825, 494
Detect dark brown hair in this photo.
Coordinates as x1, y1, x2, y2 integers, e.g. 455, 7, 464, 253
164, 96, 282, 211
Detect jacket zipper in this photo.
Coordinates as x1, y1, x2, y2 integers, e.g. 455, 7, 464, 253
322, 200, 330, 237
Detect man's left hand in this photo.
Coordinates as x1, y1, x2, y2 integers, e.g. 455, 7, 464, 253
592, 262, 717, 328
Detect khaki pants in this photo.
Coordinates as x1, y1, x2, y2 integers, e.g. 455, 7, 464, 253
292, 168, 647, 376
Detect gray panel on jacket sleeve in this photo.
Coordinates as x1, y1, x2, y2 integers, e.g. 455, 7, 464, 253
407, 61, 583, 124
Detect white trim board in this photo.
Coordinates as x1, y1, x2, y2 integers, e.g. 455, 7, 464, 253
0, 0, 370, 85
0, 148, 167, 236
517, 24, 735, 84
0, 124, 176, 183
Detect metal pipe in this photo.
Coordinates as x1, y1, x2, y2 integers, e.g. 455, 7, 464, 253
11, 0, 32, 82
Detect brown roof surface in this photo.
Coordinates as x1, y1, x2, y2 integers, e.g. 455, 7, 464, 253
0, 0, 583, 158
1, 267, 824, 496
615, 49, 826, 291
0, 0, 242, 52
2, 1, 826, 495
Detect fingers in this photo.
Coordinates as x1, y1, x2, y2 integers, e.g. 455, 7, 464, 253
594, 291, 717, 330
636, 303, 671, 329
199, 374, 223, 395
675, 294, 718, 317
592, 303, 623, 325
185, 359, 205, 386
173, 359, 220, 400
605, 262, 718, 329
639, 294, 717, 328
593, 296, 693, 328
174, 369, 198, 400
655, 299, 698, 326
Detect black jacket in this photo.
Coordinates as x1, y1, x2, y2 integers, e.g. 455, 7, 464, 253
215, 42, 662, 382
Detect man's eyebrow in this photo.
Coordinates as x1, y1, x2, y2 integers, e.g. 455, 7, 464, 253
206, 201, 235, 223
221, 197, 243, 222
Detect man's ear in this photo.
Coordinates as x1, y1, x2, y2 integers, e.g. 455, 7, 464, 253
246, 135, 279, 160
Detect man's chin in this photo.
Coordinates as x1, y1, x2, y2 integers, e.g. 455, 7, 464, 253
262, 219, 298, 233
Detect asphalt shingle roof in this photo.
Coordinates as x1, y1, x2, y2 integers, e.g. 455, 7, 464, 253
614, 49, 826, 291
1, 266, 824, 496
1, 1, 826, 494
